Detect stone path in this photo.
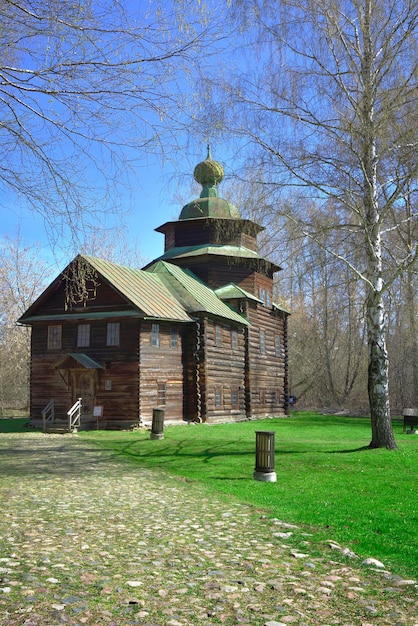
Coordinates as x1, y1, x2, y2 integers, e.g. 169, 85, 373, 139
0, 432, 416, 625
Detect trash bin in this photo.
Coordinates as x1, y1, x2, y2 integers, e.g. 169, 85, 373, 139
254, 431, 276, 482
150, 408, 165, 440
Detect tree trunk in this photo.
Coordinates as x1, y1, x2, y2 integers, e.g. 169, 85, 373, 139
363, 0, 396, 449
366, 288, 396, 449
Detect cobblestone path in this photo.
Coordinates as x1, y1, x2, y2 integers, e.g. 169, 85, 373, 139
0, 433, 416, 625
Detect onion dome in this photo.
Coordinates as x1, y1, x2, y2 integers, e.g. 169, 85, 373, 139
179, 147, 241, 220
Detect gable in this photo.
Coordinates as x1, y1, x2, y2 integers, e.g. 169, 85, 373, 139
18, 255, 251, 328
18, 255, 192, 324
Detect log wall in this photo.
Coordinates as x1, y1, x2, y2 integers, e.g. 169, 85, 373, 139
245, 301, 287, 417
138, 321, 184, 424
29, 318, 141, 427
200, 317, 246, 423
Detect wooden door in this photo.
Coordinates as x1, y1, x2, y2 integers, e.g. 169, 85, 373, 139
72, 370, 95, 417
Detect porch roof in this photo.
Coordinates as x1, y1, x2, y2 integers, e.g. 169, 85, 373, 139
50, 353, 104, 370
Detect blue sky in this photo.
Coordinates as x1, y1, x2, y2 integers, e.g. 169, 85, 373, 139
1, 152, 206, 268
0, 0, 237, 272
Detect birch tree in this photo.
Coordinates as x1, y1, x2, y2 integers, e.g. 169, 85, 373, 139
207, 0, 418, 448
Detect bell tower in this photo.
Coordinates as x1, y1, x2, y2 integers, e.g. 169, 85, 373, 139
150, 150, 281, 297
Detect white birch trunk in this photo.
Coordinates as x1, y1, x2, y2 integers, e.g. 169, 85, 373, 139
366, 244, 396, 449
363, 0, 396, 449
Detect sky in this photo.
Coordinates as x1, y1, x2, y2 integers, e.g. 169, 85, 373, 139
0, 0, 238, 274
1, 152, 208, 270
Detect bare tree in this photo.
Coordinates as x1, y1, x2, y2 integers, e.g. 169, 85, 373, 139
229, 180, 369, 410
0, 235, 53, 412
202, 0, 418, 448
0, 0, 220, 249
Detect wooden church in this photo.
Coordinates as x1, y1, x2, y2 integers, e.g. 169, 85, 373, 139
18, 153, 290, 429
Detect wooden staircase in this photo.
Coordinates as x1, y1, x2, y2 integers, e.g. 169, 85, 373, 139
41, 398, 82, 434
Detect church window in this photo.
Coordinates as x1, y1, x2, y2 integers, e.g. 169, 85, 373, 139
151, 323, 160, 347
47, 325, 62, 349
215, 324, 221, 347
260, 329, 266, 354
77, 324, 90, 347
275, 335, 281, 357
171, 327, 178, 348
231, 387, 238, 408
107, 322, 120, 346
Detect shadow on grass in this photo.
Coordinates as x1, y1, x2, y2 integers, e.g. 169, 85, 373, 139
329, 446, 372, 453
0, 427, 387, 482
0, 436, 129, 479
99, 438, 376, 475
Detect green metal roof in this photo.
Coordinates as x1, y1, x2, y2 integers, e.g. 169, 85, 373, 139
82, 256, 192, 322
179, 151, 241, 220
19, 255, 251, 327
20, 311, 143, 323
154, 244, 263, 263
146, 261, 249, 325
179, 196, 241, 220
214, 283, 263, 303
273, 302, 291, 315
51, 353, 103, 370
19, 254, 254, 327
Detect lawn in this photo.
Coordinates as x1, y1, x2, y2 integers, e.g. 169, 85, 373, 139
80, 412, 418, 580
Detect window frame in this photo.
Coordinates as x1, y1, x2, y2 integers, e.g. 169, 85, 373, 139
170, 326, 178, 349
259, 329, 266, 355
151, 323, 160, 347
157, 381, 166, 406
77, 324, 90, 348
47, 325, 62, 350
106, 322, 120, 347
231, 328, 238, 350
215, 324, 222, 347
231, 386, 239, 408
275, 334, 282, 357
265, 290, 271, 308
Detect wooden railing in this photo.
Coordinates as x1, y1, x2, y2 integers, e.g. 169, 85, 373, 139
68, 398, 82, 432
42, 399, 54, 433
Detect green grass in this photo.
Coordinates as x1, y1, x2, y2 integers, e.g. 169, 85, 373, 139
0, 416, 29, 432
80, 412, 418, 580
